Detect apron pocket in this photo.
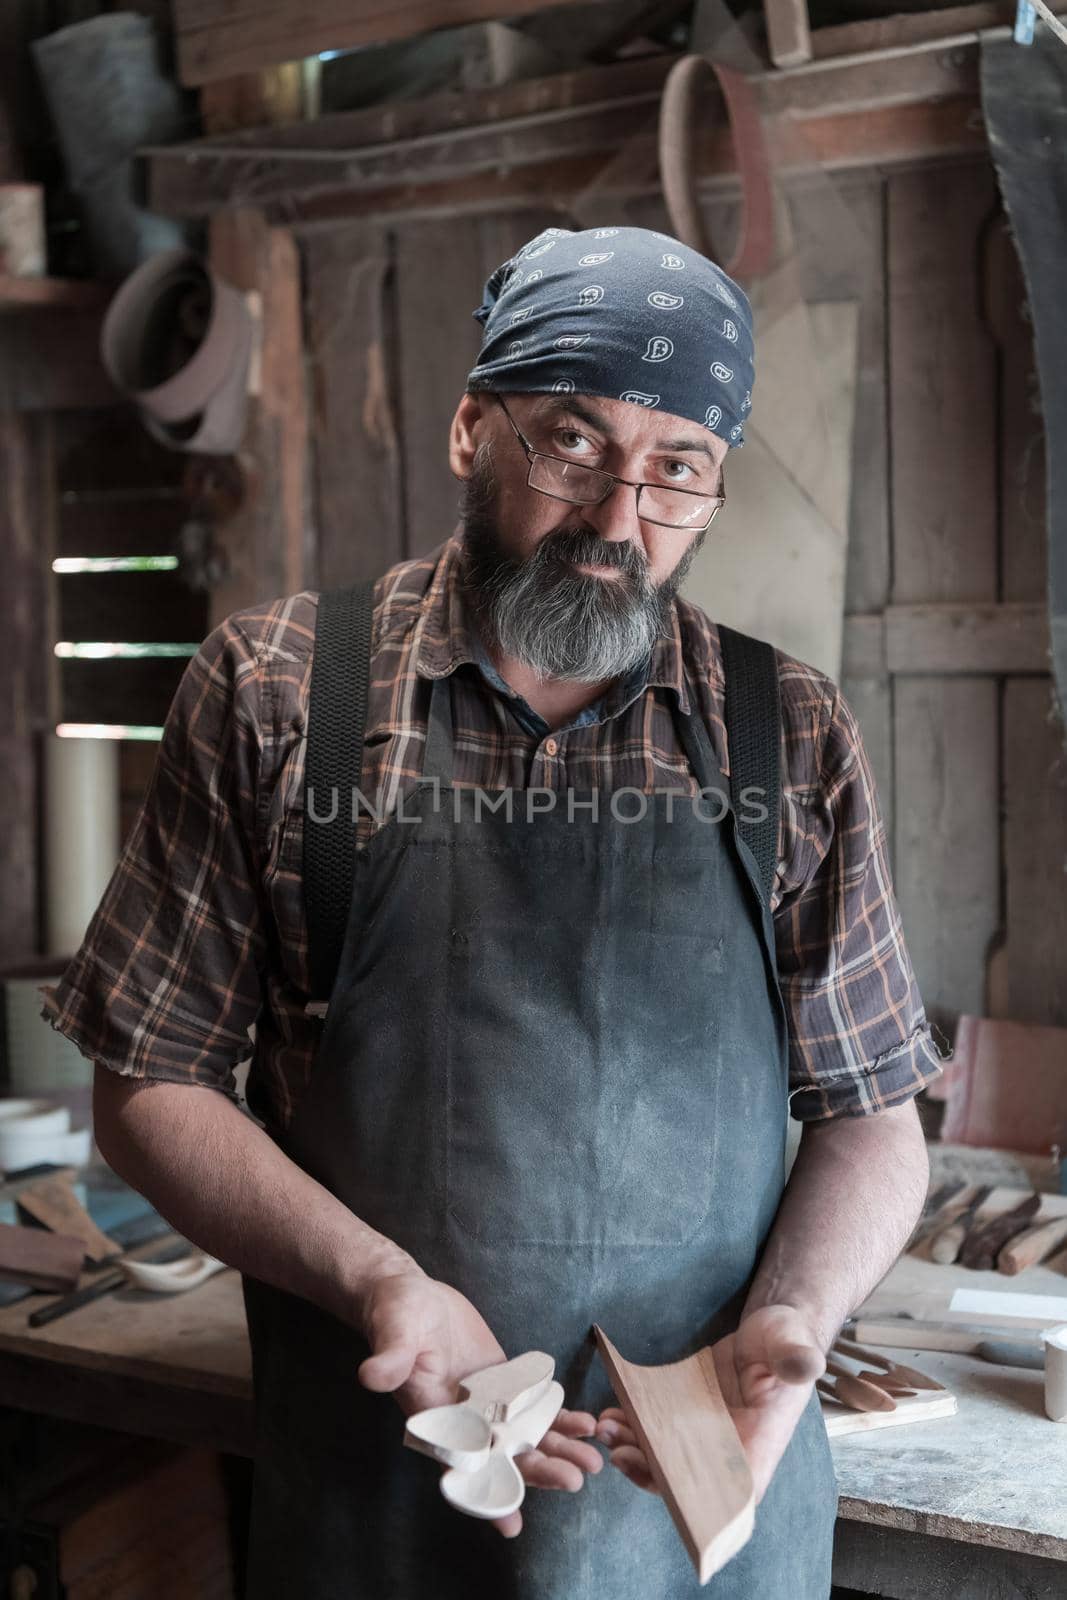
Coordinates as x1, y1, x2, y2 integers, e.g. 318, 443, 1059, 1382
446, 927, 724, 1249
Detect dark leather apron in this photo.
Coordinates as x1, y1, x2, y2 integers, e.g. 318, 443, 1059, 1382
241, 584, 838, 1598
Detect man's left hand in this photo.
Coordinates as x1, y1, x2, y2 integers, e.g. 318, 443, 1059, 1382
594, 1304, 826, 1503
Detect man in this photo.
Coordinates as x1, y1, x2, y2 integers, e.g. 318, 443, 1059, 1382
42, 225, 941, 1598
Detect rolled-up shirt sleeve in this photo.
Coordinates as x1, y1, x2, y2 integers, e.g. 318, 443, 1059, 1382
39, 616, 267, 1098
775, 675, 945, 1121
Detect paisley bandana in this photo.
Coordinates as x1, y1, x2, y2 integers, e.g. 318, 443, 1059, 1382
466, 224, 755, 448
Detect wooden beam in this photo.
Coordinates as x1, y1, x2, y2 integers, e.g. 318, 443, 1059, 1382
147, 43, 987, 224
811, 1, 1065, 60
887, 604, 1048, 674
765, 0, 811, 69
0, 275, 110, 312
173, 0, 604, 87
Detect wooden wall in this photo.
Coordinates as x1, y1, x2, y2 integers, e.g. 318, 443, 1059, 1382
300, 151, 1066, 1039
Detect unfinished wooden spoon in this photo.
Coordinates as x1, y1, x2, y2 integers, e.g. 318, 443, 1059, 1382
457, 1349, 555, 1422
824, 1357, 896, 1412
120, 1252, 226, 1293
439, 1379, 564, 1519
835, 1335, 944, 1392
403, 1404, 492, 1472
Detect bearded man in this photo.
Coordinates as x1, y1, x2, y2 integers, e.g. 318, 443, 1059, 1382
42, 224, 941, 1599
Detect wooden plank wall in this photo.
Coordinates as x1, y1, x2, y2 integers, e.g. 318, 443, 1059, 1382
298, 154, 1065, 1036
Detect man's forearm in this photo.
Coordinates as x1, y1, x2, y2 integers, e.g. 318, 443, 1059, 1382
742, 1100, 929, 1353
92, 1068, 420, 1326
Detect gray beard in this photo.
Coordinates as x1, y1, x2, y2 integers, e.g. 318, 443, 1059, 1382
458, 440, 706, 684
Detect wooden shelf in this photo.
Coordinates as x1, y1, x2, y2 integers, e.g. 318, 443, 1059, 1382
0, 275, 111, 313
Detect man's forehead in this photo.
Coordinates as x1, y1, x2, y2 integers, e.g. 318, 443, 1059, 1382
522, 392, 725, 460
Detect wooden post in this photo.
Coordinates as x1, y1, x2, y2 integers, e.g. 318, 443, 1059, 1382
207, 207, 310, 623
0, 412, 55, 963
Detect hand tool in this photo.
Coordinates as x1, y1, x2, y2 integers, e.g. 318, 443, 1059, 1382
927, 1184, 993, 1263
960, 1191, 1042, 1270
906, 1182, 966, 1250
998, 1214, 1067, 1275
28, 1236, 189, 1327
846, 1315, 1044, 1363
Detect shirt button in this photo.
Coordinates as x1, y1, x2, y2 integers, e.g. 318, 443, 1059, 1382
544, 738, 558, 756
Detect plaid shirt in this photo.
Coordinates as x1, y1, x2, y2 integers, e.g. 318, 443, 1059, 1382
41, 530, 942, 1133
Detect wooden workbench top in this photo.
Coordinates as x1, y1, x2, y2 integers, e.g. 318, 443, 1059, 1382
831, 1188, 1067, 1562
0, 1261, 250, 1396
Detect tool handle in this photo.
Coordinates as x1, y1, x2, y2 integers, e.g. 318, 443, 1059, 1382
929, 1220, 969, 1264
998, 1216, 1067, 1275
960, 1193, 1042, 1270
29, 1268, 124, 1326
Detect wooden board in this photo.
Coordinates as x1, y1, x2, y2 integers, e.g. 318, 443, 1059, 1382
889, 165, 999, 606
893, 677, 999, 1026
302, 221, 405, 587
686, 299, 859, 681
173, 0, 598, 86
208, 208, 309, 620
593, 1324, 755, 1585
822, 1390, 958, 1436
996, 680, 1067, 1027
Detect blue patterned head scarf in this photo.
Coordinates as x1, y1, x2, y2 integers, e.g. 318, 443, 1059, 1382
466, 224, 754, 448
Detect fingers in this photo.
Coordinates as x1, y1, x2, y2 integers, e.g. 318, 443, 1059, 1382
606, 1445, 657, 1492
492, 1510, 523, 1539
357, 1342, 418, 1393
734, 1307, 825, 1403
552, 1408, 598, 1437
593, 1408, 659, 1495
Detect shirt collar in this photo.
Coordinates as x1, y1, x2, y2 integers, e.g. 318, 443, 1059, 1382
413, 529, 692, 715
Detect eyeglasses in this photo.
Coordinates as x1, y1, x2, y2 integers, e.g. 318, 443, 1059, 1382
492, 393, 726, 531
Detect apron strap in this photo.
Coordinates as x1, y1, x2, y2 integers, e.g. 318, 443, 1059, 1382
304, 580, 375, 1003
717, 624, 782, 908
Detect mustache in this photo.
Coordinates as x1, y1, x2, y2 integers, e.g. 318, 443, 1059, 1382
532, 525, 648, 579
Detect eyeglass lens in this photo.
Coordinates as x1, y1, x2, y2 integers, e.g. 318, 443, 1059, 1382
528, 454, 718, 529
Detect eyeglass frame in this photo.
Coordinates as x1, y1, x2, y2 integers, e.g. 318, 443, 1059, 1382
491, 393, 726, 532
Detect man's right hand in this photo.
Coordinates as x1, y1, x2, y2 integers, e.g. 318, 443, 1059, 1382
356, 1268, 603, 1537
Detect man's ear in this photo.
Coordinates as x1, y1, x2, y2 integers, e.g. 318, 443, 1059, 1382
448, 390, 486, 480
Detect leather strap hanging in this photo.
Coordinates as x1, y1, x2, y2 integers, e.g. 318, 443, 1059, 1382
658, 55, 776, 282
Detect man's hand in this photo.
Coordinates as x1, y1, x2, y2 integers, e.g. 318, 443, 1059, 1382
357, 1268, 603, 1538
594, 1305, 825, 1503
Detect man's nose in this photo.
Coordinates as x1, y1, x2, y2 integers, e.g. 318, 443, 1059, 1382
582, 479, 645, 547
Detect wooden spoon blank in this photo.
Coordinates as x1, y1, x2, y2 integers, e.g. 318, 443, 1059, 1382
593, 1324, 754, 1585
824, 1357, 896, 1412
834, 1335, 944, 1392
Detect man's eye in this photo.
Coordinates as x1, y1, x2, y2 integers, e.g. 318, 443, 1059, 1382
556, 429, 591, 452
662, 460, 693, 481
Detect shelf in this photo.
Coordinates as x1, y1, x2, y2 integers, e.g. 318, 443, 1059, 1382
0, 275, 111, 313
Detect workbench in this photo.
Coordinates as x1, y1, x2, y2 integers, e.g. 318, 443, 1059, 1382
0, 1223, 1064, 1598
